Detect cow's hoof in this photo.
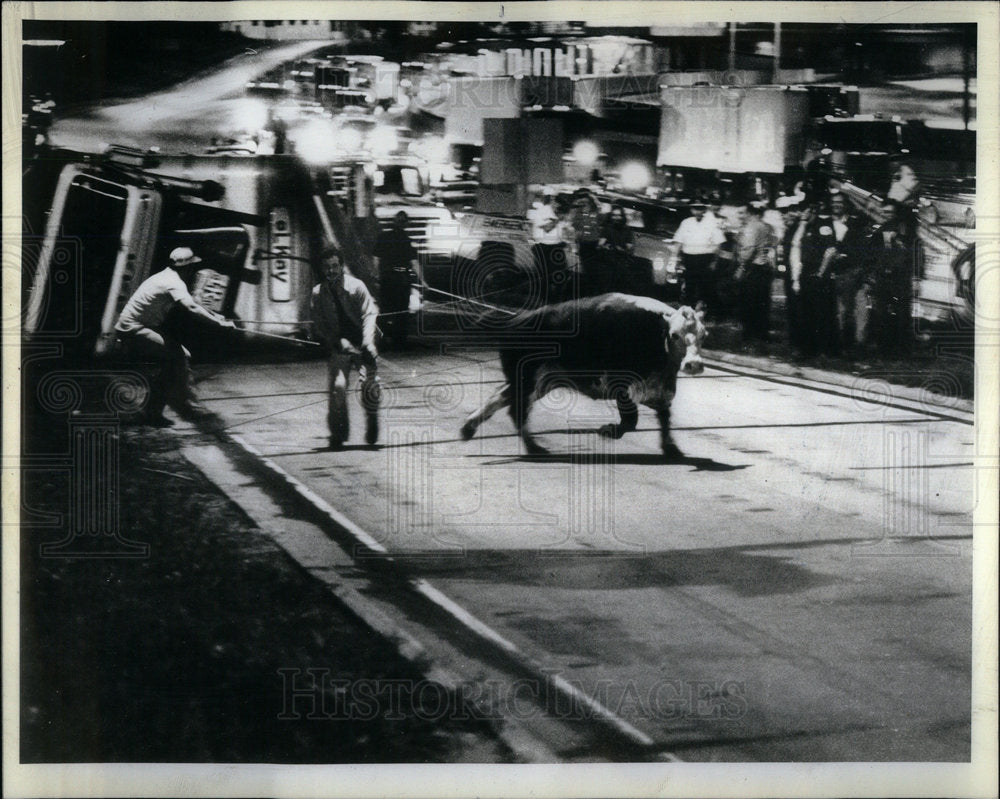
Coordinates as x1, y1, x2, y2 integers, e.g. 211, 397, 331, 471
460, 421, 477, 441
598, 423, 624, 439
599, 423, 636, 439
524, 441, 550, 456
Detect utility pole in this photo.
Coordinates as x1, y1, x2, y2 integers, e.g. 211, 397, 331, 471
961, 28, 972, 130
772, 22, 781, 83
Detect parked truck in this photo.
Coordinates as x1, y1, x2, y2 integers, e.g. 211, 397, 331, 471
657, 84, 811, 200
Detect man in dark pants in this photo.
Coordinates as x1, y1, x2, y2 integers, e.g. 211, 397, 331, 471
828, 192, 867, 356
374, 211, 419, 349
780, 202, 808, 349
674, 201, 725, 311
797, 202, 839, 357
734, 203, 775, 342
867, 200, 919, 356
570, 190, 603, 296
310, 247, 380, 449
115, 247, 235, 426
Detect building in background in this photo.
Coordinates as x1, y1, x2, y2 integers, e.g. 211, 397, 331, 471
220, 20, 359, 40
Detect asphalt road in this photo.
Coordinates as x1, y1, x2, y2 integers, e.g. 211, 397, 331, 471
193, 344, 974, 761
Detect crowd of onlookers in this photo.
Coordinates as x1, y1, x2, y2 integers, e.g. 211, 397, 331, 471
525, 180, 923, 360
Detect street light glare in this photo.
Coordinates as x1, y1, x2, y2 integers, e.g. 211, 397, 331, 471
369, 126, 399, 156
338, 127, 364, 153
619, 161, 652, 192
572, 139, 600, 167
231, 98, 269, 134
290, 119, 339, 164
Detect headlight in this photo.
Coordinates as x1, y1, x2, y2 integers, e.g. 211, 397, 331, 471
290, 119, 340, 164
619, 162, 652, 192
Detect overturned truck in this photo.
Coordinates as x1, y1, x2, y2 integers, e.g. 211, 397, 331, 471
23, 146, 382, 361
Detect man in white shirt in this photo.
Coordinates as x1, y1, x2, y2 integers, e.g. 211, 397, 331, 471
673, 202, 725, 309
115, 247, 235, 426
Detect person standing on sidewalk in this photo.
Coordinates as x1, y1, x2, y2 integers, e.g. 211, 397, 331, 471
828, 192, 867, 356
797, 201, 839, 357
310, 247, 380, 450
674, 201, 725, 312
866, 200, 919, 356
374, 211, 419, 350
779, 201, 808, 350
734, 203, 776, 342
570, 189, 602, 296
115, 247, 235, 426
598, 204, 635, 295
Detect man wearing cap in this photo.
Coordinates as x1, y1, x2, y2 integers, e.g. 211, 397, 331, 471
310, 246, 380, 449
115, 247, 235, 426
673, 201, 725, 310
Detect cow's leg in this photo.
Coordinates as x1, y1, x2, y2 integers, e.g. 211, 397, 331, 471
510, 367, 547, 455
460, 383, 511, 440
599, 389, 638, 439
654, 400, 683, 460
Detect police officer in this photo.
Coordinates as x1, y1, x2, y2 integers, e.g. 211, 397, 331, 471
310, 246, 380, 449
866, 200, 919, 356
115, 247, 235, 426
797, 200, 839, 357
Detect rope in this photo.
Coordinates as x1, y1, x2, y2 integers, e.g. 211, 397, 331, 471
230, 322, 321, 346
418, 285, 520, 316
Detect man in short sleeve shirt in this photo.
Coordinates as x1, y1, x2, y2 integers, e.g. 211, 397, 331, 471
115, 247, 235, 425
674, 201, 725, 310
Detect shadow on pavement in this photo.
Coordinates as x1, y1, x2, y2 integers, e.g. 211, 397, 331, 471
389, 546, 832, 597
506, 453, 750, 470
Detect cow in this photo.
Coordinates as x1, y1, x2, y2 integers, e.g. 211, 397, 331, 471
460, 293, 707, 458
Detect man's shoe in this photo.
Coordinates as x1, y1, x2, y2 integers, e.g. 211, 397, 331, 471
328, 437, 344, 451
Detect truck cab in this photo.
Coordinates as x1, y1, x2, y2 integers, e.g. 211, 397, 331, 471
25, 148, 334, 359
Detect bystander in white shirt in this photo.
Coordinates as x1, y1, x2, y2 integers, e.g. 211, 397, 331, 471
673, 213, 725, 255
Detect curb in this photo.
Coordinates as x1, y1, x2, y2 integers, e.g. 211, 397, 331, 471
703, 348, 974, 417
178, 428, 555, 764
188, 423, 678, 762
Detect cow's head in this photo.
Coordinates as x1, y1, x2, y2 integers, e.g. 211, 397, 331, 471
665, 305, 706, 376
